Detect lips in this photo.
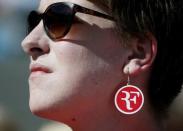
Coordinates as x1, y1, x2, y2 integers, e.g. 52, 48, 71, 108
29, 63, 52, 77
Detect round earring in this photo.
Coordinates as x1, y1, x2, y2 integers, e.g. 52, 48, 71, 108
114, 67, 144, 115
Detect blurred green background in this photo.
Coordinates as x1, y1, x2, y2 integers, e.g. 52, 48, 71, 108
0, 0, 49, 131
0, 0, 183, 131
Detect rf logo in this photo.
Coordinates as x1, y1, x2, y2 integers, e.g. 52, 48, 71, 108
114, 85, 144, 114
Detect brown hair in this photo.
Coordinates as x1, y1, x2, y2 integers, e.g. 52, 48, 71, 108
89, 0, 183, 116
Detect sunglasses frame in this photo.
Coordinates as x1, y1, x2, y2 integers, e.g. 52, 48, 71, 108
28, 2, 115, 41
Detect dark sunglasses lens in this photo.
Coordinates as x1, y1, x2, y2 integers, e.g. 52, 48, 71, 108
27, 11, 41, 34
44, 4, 73, 39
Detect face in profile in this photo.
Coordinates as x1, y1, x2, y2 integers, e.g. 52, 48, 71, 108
22, 0, 129, 124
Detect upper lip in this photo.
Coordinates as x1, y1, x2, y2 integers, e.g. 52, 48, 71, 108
30, 63, 52, 73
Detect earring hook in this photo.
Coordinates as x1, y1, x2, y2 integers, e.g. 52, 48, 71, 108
127, 67, 130, 85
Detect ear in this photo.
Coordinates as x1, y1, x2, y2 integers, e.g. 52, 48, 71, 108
123, 33, 157, 76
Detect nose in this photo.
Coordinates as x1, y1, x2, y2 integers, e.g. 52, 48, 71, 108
21, 21, 50, 60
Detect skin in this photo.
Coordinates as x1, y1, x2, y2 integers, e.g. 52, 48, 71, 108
22, 0, 160, 130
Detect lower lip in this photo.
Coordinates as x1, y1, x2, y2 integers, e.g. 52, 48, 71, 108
29, 71, 48, 79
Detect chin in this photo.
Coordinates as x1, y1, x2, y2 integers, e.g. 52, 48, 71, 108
29, 101, 76, 126
28, 92, 77, 124
28, 90, 55, 117
29, 99, 59, 122
29, 97, 48, 115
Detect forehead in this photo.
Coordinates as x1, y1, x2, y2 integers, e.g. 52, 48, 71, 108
38, 0, 102, 13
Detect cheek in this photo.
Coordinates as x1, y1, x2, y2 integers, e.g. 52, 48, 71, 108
52, 42, 123, 98
29, 42, 122, 118
51, 32, 125, 94
29, 30, 125, 119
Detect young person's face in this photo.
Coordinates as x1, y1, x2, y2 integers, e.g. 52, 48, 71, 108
21, 0, 129, 122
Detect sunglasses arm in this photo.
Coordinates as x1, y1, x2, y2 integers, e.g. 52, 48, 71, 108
74, 5, 115, 21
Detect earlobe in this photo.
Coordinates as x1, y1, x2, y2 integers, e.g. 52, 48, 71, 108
123, 33, 157, 76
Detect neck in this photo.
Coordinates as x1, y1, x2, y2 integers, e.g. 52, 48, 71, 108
64, 99, 163, 131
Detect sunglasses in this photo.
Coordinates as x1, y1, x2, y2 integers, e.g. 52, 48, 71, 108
27, 2, 115, 41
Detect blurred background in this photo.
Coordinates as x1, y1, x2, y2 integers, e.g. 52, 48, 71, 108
0, 0, 183, 131
0, 0, 52, 131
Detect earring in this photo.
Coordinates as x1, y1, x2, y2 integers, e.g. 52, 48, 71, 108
114, 67, 144, 115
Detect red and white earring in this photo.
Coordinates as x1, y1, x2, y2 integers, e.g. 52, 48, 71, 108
114, 67, 144, 115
